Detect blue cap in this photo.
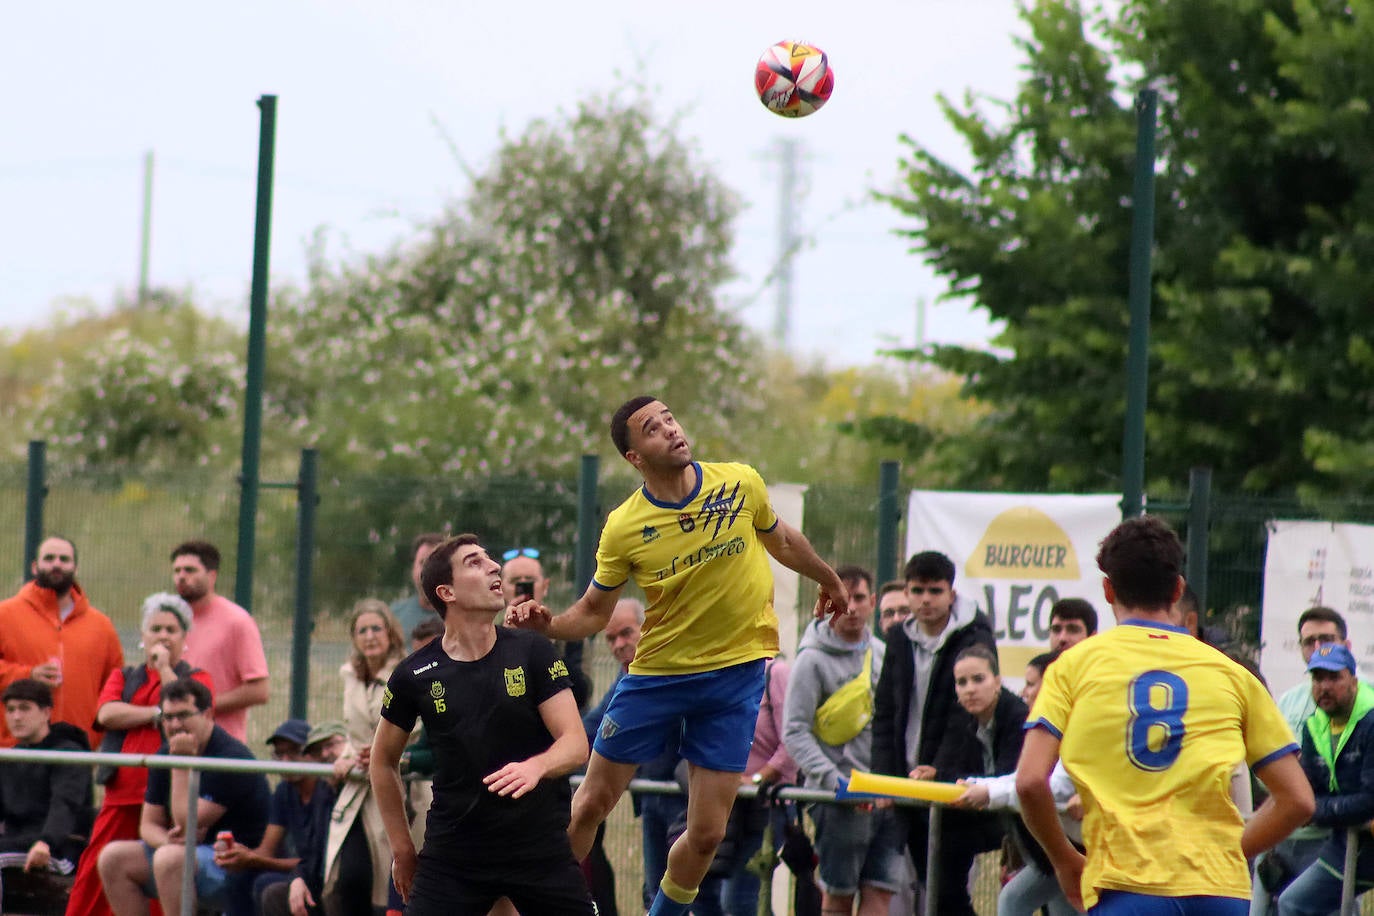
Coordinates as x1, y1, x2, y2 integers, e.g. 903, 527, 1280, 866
1308, 643, 1357, 675
266, 718, 311, 748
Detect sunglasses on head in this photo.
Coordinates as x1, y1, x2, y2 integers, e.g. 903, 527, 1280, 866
502, 548, 540, 561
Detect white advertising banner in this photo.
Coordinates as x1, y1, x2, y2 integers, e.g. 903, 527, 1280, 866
906, 491, 1122, 678
1261, 520, 1374, 691
768, 483, 805, 659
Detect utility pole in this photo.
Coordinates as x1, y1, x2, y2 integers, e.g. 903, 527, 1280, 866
137, 150, 154, 306
773, 138, 801, 347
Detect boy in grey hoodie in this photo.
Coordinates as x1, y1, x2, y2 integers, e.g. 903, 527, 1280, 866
870, 550, 997, 916
783, 566, 905, 916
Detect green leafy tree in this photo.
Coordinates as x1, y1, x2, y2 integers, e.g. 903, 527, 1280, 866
882, 0, 1374, 496
280, 94, 761, 486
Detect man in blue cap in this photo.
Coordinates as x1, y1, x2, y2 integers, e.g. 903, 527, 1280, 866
1277, 643, 1374, 915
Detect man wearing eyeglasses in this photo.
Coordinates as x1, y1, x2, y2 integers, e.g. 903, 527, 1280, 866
1250, 607, 1352, 914
501, 548, 592, 711
877, 581, 910, 636
97, 678, 270, 916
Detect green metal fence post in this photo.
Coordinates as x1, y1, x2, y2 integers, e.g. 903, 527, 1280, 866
1186, 467, 1211, 612
290, 449, 318, 721
1121, 88, 1158, 520
235, 93, 278, 611
23, 441, 47, 582
877, 460, 901, 586
569, 455, 600, 677
575, 455, 600, 592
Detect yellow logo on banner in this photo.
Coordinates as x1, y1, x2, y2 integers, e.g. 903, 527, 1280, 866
966, 507, 1080, 580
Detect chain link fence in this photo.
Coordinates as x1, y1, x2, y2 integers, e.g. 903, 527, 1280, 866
9, 461, 1374, 912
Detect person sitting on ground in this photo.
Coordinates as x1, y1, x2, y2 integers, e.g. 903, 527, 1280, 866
0, 679, 93, 898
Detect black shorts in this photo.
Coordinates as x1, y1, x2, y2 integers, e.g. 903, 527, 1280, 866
404, 850, 597, 916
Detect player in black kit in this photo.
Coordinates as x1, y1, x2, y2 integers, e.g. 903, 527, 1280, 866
370, 534, 596, 915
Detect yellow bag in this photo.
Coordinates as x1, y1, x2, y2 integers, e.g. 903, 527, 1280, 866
812, 648, 873, 746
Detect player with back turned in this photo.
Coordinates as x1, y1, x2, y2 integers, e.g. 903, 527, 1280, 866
508, 395, 848, 916
369, 534, 595, 915
1016, 515, 1316, 914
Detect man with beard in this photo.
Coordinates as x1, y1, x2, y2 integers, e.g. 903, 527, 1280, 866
507, 396, 848, 916
0, 536, 123, 748
171, 540, 269, 742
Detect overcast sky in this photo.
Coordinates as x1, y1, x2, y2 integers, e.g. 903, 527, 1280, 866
2, 1, 1028, 366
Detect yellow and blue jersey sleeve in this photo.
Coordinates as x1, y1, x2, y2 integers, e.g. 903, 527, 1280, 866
1241, 669, 1300, 770
591, 461, 779, 675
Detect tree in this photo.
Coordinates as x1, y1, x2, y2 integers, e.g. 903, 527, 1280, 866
279, 93, 762, 486
2, 292, 300, 472
881, 0, 1374, 497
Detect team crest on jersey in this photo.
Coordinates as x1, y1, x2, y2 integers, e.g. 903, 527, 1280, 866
505, 667, 526, 697
678, 513, 695, 532
549, 659, 569, 679
429, 680, 445, 700
642, 525, 660, 542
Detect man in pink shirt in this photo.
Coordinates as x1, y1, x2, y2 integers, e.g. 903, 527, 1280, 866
170, 541, 269, 742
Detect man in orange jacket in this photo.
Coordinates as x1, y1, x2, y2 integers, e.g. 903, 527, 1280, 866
0, 536, 123, 748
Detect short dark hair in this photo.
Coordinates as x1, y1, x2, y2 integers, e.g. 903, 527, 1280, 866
161, 677, 213, 712
1298, 606, 1347, 641
36, 535, 78, 565
878, 580, 905, 598
3, 678, 53, 708
411, 532, 446, 559
835, 564, 874, 592
904, 551, 956, 586
411, 616, 444, 644
1095, 516, 1183, 611
1027, 650, 1060, 677
1048, 597, 1098, 636
170, 540, 220, 572
955, 644, 999, 675
610, 395, 659, 457
419, 534, 482, 617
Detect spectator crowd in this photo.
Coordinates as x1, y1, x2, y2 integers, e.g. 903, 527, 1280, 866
0, 526, 1361, 916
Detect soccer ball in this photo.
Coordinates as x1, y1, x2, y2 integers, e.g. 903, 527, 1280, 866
754, 40, 834, 118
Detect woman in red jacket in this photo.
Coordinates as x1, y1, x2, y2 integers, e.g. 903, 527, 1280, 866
64, 593, 213, 916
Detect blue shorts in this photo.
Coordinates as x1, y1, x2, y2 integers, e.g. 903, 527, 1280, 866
1091, 891, 1247, 915
811, 804, 906, 896
140, 843, 228, 907
593, 659, 766, 772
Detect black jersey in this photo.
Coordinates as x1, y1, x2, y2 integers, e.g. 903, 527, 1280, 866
380, 627, 576, 864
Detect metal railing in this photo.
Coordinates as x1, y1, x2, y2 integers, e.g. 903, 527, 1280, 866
0, 748, 1357, 916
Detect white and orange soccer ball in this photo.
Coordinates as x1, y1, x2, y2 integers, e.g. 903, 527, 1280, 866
754, 40, 834, 118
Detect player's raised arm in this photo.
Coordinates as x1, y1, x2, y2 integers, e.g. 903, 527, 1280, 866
757, 520, 848, 618
507, 581, 623, 642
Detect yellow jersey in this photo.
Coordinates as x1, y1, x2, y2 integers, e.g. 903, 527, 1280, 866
592, 461, 779, 675
1028, 619, 1298, 907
